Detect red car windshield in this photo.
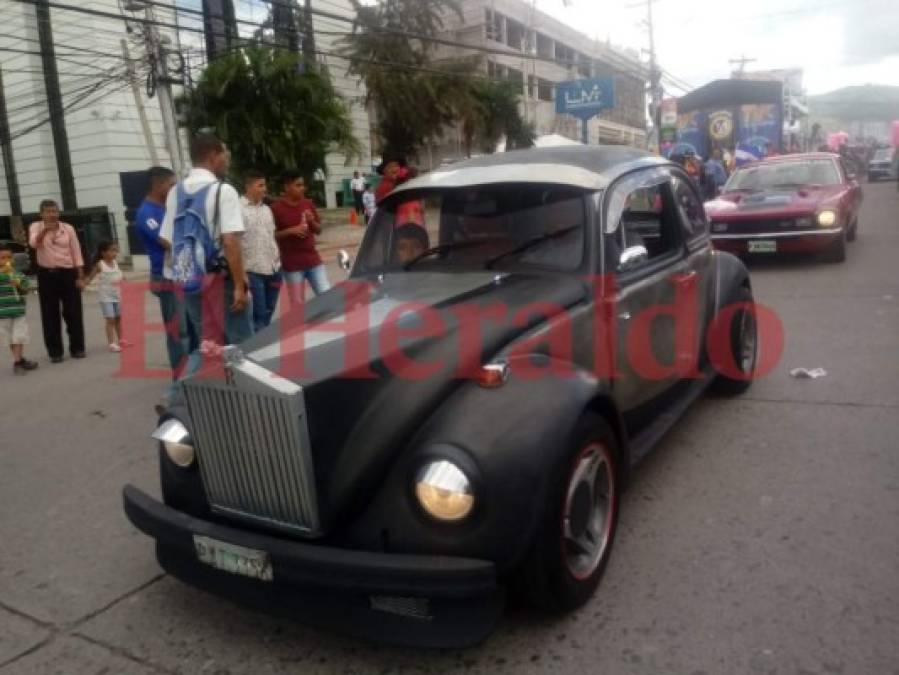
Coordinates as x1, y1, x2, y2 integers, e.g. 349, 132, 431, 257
726, 159, 842, 192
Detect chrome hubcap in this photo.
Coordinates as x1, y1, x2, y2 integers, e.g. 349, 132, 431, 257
563, 444, 615, 580
739, 307, 758, 374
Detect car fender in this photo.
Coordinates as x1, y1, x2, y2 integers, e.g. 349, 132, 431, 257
341, 357, 626, 574
710, 249, 751, 315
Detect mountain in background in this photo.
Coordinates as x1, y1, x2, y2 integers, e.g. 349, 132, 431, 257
809, 85, 899, 120
808, 84, 899, 140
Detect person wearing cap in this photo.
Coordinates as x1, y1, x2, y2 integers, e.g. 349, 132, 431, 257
374, 157, 407, 204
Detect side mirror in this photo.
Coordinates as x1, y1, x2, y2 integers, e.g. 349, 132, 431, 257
337, 249, 352, 276
618, 245, 649, 273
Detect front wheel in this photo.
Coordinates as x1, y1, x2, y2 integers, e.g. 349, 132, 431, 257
823, 232, 847, 263
516, 414, 620, 612
710, 285, 757, 396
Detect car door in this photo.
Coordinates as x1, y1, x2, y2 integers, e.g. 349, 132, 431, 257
838, 158, 862, 223
602, 167, 691, 433
672, 173, 712, 370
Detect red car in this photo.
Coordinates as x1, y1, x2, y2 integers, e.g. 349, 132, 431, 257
704, 153, 863, 263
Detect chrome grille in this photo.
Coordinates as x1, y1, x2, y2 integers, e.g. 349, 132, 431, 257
183, 367, 320, 536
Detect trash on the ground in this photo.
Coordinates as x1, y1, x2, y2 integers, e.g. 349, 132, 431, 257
789, 367, 827, 379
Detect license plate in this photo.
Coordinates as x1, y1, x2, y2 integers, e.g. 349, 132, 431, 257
748, 240, 777, 253
193, 535, 274, 581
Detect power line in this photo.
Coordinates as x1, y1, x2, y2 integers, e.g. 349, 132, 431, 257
0, 32, 143, 62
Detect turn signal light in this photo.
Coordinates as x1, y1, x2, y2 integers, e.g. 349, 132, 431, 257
477, 362, 510, 388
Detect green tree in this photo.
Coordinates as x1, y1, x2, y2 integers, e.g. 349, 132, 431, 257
461, 80, 536, 156
341, 0, 533, 160
341, 0, 474, 158
180, 45, 358, 187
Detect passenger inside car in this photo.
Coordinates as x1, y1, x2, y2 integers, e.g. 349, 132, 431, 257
393, 223, 430, 264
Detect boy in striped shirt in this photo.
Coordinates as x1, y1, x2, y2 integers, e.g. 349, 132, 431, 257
0, 245, 38, 375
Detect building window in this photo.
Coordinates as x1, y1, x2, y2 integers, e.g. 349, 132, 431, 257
538, 78, 554, 102
505, 18, 524, 50
507, 67, 524, 89
528, 74, 536, 99
485, 9, 502, 42
536, 32, 554, 59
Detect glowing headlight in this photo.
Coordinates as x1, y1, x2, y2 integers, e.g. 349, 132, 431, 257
151, 418, 195, 468
415, 460, 474, 522
817, 210, 837, 227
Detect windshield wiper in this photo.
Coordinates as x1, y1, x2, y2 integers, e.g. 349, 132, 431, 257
484, 225, 580, 270
403, 239, 498, 270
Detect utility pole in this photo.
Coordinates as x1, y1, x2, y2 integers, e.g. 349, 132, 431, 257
140, 3, 185, 173
36, 0, 77, 210
644, 0, 663, 150
729, 54, 757, 77
121, 39, 159, 166
301, 0, 317, 68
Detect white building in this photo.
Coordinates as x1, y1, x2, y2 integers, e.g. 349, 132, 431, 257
431, 0, 647, 161
0, 0, 180, 250
310, 1, 373, 208
0, 0, 371, 258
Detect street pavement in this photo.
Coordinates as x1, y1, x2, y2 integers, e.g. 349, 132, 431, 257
1, 183, 898, 674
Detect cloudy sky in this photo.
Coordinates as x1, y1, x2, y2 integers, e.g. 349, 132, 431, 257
536, 0, 899, 96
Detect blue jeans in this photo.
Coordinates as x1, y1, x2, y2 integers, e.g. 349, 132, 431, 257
247, 271, 282, 331
179, 275, 254, 386
151, 274, 196, 374
283, 264, 331, 304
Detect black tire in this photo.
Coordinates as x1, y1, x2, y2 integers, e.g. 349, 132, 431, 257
516, 413, 620, 612
710, 285, 756, 396
846, 219, 857, 242
823, 232, 846, 263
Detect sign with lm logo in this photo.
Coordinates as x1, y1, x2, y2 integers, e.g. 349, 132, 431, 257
555, 77, 616, 119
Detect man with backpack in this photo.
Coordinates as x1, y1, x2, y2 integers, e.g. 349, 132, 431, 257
158, 133, 252, 381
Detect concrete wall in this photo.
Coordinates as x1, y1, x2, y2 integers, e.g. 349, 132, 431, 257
312, 0, 373, 209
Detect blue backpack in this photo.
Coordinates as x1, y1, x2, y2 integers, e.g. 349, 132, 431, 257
169, 181, 222, 293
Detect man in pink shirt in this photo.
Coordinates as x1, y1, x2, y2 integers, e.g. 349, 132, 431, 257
28, 199, 86, 362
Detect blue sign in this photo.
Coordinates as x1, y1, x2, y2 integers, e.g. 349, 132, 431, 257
555, 77, 616, 120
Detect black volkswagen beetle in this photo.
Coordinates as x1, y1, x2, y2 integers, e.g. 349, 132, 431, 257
124, 146, 758, 647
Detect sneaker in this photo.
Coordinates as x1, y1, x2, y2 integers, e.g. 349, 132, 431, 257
13, 359, 38, 375
108, 343, 122, 353
50, 355, 65, 364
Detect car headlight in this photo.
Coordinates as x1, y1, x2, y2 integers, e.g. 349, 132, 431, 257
151, 418, 195, 468
817, 210, 837, 227
415, 460, 474, 522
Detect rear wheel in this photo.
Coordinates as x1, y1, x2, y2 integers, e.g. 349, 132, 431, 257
517, 414, 619, 612
710, 285, 757, 396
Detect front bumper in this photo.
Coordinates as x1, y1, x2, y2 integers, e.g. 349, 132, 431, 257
711, 227, 843, 255
123, 485, 503, 647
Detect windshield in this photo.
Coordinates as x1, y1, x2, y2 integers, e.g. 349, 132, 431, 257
725, 159, 842, 192
355, 185, 587, 274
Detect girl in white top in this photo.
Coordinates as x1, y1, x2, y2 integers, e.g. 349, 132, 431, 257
84, 241, 128, 352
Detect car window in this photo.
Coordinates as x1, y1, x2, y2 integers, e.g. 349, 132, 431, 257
726, 159, 842, 190
356, 185, 586, 273
605, 169, 683, 274
672, 176, 707, 243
